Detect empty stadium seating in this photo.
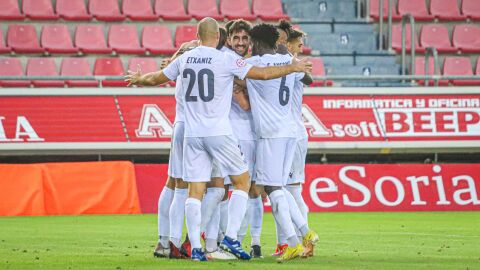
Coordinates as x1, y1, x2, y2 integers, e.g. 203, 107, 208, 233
154, 0, 191, 21
74, 25, 112, 54
123, 0, 158, 21
26, 58, 64, 87
285, 0, 356, 21
443, 57, 479, 86
391, 24, 425, 53
7, 24, 44, 53
221, 0, 257, 21
89, 0, 125, 21
60, 58, 99, 87
369, 0, 401, 20
398, 0, 434, 21
56, 0, 92, 21
174, 25, 198, 48
462, 0, 480, 20
414, 57, 449, 86
430, 0, 465, 21
41, 25, 78, 54
93, 58, 127, 87
188, 0, 223, 21
453, 24, 480, 53
23, 0, 59, 20
0, 29, 10, 53
253, 0, 288, 21
420, 24, 456, 53
142, 26, 177, 55
310, 57, 332, 86
0, 0, 24, 20
0, 58, 30, 87
108, 25, 145, 54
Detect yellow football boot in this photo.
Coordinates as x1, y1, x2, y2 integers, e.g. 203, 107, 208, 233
302, 230, 319, 257
277, 243, 304, 263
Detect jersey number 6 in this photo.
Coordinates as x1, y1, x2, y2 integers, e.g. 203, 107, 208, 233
184, 68, 214, 102
279, 76, 290, 106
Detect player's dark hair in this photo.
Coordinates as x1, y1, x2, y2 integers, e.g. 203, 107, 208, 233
250, 23, 279, 49
217, 27, 227, 50
287, 29, 305, 42
228, 19, 252, 36
276, 19, 293, 38
225, 20, 235, 35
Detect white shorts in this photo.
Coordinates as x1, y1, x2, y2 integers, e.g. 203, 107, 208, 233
183, 135, 248, 182
254, 137, 296, 187
224, 139, 256, 185
167, 122, 184, 179
287, 138, 308, 185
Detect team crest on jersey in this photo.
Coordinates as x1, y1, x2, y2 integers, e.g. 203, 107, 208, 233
236, 58, 246, 67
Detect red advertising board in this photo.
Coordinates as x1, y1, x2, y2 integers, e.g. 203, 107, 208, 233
133, 164, 480, 213
1, 95, 479, 143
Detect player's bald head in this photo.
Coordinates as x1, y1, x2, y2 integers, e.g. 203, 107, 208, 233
197, 17, 220, 42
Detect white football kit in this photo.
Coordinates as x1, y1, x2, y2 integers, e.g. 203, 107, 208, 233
163, 46, 253, 182
167, 77, 185, 178
246, 53, 305, 186
288, 69, 308, 184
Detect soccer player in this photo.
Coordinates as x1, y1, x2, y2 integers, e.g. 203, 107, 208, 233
125, 17, 312, 261
243, 23, 318, 262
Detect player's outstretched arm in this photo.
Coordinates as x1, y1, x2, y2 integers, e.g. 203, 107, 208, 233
124, 66, 171, 87
245, 57, 312, 80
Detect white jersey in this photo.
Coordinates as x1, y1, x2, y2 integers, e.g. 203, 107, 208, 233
246, 53, 303, 138
223, 48, 256, 140
163, 46, 253, 137
173, 75, 185, 124
292, 72, 308, 139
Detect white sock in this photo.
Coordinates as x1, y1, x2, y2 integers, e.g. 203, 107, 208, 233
169, 188, 188, 248
225, 190, 248, 240
185, 198, 202, 249
237, 203, 250, 242
251, 236, 261, 246
158, 187, 174, 247
206, 204, 220, 244
274, 212, 287, 245
283, 188, 308, 236
200, 187, 225, 232
219, 199, 229, 239
206, 238, 218, 253
286, 185, 308, 222
269, 190, 297, 246
249, 197, 263, 244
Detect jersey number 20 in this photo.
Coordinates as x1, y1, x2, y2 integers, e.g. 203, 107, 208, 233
184, 68, 214, 102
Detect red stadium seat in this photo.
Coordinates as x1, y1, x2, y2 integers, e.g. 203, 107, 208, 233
369, 0, 401, 20
108, 25, 145, 55
443, 57, 478, 86
142, 25, 176, 55
391, 24, 424, 53
94, 58, 127, 87
60, 58, 98, 87
89, 0, 125, 22
123, 0, 158, 21
477, 58, 480, 75
56, 0, 92, 21
75, 25, 112, 54
0, 29, 11, 53
22, 0, 59, 20
398, 0, 433, 21
420, 24, 456, 53
7, 24, 44, 53
453, 24, 480, 53
310, 57, 332, 87
41, 25, 78, 54
0, 0, 24, 20
26, 58, 64, 87
188, 0, 223, 21
220, 0, 256, 21
252, 0, 289, 21
175, 25, 197, 48
462, 0, 480, 20
128, 58, 158, 74
430, 0, 465, 21
0, 58, 30, 87
155, 0, 191, 21
414, 57, 448, 86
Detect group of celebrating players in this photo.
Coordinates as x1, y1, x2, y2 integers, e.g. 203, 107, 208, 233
125, 16, 318, 262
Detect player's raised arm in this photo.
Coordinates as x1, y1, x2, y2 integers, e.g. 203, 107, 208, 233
124, 67, 171, 87
245, 57, 312, 80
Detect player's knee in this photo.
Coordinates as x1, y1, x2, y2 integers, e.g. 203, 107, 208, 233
249, 183, 262, 198
175, 178, 188, 189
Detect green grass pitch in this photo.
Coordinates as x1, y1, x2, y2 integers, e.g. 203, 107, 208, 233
0, 212, 479, 270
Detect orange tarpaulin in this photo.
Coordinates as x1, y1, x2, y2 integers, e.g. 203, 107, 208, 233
0, 161, 141, 216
